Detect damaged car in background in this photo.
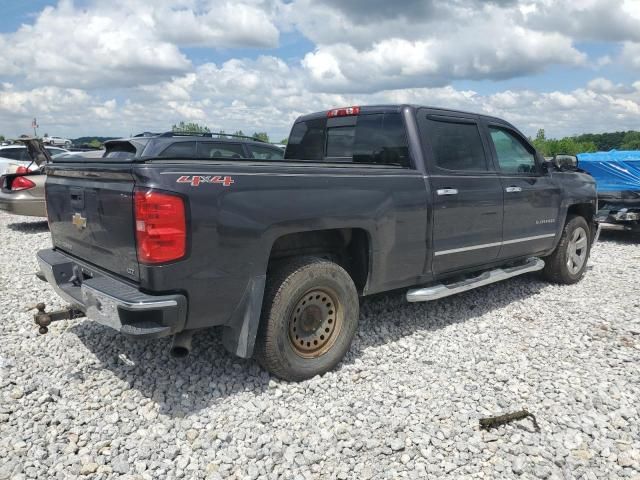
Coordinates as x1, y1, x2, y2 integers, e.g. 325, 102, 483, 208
578, 150, 640, 231
0, 146, 104, 218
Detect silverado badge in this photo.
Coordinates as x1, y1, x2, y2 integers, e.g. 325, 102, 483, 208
72, 212, 87, 230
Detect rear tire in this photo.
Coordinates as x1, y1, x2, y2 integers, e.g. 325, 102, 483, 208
542, 215, 591, 284
255, 257, 359, 381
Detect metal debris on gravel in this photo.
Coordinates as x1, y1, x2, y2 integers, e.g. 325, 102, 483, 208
0, 211, 639, 479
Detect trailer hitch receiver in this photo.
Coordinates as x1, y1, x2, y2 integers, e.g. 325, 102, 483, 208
27, 302, 85, 334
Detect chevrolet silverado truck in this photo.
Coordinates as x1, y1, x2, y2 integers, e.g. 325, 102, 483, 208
34, 107, 599, 381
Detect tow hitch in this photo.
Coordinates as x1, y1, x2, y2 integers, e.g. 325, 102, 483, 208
27, 302, 85, 334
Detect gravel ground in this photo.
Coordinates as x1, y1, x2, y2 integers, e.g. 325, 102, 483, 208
0, 210, 639, 480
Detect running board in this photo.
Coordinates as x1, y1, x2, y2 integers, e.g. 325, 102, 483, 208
406, 257, 545, 302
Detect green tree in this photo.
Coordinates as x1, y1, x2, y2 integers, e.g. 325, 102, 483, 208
279, 138, 288, 145
531, 129, 547, 154
0, 135, 5, 142
232, 130, 245, 137
172, 121, 210, 133
252, 132, 270, 143
574, 131, 630, 151
530, 129, 597, 156
621, 131, 640, 150
88, 139, 102, 148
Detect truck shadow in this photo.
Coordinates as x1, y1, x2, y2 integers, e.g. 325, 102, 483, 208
598, 228, 640, 244
7, 220, 49, 233
70, 273, 545, 418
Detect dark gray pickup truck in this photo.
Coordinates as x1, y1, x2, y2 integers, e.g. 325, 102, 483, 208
35, 106, 599, 380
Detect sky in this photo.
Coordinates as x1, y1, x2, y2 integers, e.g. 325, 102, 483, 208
0, 0, 639, 141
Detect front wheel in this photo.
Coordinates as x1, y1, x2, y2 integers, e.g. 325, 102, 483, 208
255, 257, 359, 381
542, 215, 592, 284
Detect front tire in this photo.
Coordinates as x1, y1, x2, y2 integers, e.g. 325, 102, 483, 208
542, 215, 591, 284
255, 257, 359, 381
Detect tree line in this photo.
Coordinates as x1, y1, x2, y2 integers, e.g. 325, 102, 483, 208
531, 129, 640, 156
4, 125, 637, 153
171, 122, 287, 144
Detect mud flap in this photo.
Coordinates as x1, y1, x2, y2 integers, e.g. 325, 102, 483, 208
221, 274, 266, 358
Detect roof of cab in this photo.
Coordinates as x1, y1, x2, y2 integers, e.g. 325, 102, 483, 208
293, 104, 518, 133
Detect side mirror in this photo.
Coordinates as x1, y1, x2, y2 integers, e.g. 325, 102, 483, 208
551, 154, 578, 170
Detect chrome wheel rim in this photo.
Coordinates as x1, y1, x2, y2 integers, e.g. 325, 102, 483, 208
566, 226, 588, 275
288, 287, 342, 358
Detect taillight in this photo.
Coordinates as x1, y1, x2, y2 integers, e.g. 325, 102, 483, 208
16, 166, 30, 174
327, 106, 360, 118
134, 189, 186, 264
11, 176, 36, 191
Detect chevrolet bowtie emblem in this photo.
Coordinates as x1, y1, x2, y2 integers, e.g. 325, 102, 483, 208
72, 212, 87, 230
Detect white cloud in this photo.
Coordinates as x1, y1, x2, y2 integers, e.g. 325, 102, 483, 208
154, 1, 279, 48
621, 42, 640, 69
0, 0, 639, 143
292, 2, 586, 92
302, 27, 585, 92
0, 0, 280, 89
2, 65, 639, 143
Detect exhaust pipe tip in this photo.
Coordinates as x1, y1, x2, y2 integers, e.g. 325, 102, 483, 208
170, 345, 190, 358
170, 331, 194, 358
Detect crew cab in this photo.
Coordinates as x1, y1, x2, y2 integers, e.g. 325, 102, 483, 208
35, 107, 598, 381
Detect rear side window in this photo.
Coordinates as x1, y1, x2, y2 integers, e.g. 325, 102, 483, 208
352, 114, 409, 166
198, 142, 244, 159
285, 113, 410, 167
425, 119, 488, 171
248, 145, 285, 160
159, 141, 197, 158
0, 149, 29, 161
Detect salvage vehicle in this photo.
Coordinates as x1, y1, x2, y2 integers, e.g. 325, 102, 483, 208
0, 150, 104, 217
0, 145, 68, 175
43, 135, 72, 147
578, 150, 640, 231
32, 107, 599, 381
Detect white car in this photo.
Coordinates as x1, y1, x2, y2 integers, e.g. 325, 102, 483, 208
0, 145, 68, 175
43, 135, 72, 147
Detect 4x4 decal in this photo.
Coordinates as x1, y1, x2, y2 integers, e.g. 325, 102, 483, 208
177, 175, 234, 187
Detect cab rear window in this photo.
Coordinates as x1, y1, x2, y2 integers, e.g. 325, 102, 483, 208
285, 113, 410, 167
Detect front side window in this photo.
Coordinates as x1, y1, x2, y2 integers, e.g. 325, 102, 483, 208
198, 142, 244, 159
426, 119, 488, 171
489, 127, 537, 174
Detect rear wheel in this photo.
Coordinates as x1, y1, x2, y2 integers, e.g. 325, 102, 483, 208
542, 215, 591, 284
255, 257, 359, 381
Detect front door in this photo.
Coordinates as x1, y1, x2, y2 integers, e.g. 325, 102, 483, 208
418, 112, 504, 275
485, 124, 562, 259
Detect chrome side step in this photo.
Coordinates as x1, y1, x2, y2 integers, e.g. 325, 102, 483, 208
406, 257, 545, 302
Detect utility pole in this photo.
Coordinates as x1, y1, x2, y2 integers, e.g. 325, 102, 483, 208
32, 117, 39, 137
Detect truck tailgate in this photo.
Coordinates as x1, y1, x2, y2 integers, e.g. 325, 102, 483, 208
46, 164, 140, 282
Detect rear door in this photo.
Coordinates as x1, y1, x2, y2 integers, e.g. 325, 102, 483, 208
484, 124, 561, 259
418, 111, 504, 275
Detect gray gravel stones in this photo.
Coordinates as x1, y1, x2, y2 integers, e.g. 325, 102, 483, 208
1, 211, 639, 479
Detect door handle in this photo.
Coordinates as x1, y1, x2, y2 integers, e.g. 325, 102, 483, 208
437, 188, 458, 196
505, 186, 522, 193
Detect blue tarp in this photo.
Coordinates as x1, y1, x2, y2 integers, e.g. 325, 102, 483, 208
577, 150, 640, 192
